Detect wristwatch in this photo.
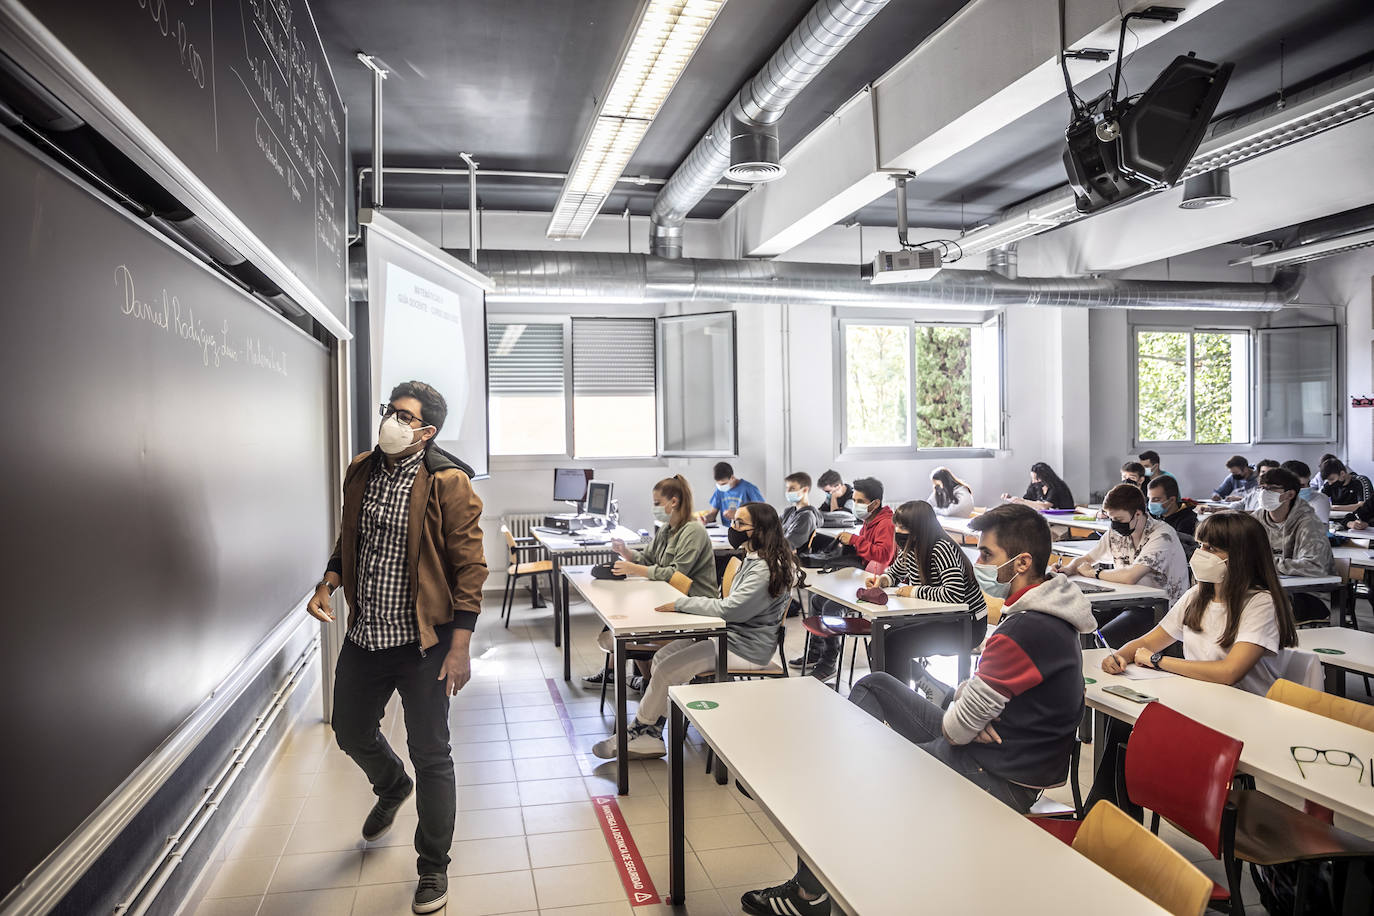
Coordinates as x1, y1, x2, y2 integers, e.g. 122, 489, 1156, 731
1149, 650, 1165, 669
1092, 566, 1101, 579
317, 577, 337, 596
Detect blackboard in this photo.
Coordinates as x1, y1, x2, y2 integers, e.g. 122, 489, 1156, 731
0, 129, 332, 895
2, 0, 348, 326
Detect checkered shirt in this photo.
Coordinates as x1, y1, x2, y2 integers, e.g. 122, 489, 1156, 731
347, 449, 426, 650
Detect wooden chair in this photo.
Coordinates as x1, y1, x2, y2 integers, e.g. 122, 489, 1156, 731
1267, 677, 1374, 732
500, 524, 552, 627
1071, 801, 1211, 916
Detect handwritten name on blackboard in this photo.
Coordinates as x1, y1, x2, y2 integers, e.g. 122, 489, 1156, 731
116, 263, 288, 376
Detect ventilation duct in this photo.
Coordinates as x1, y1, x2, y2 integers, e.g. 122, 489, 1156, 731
1179, 169, 1233, 209
649, 0, 891, 258
726, 119, 784, 183
471, 249, 1301, 311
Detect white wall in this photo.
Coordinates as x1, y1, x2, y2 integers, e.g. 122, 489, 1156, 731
1310, 247, 1374, 466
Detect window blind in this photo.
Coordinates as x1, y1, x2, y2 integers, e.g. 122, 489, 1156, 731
572, 318, 656, 397
487, 322, 564, 396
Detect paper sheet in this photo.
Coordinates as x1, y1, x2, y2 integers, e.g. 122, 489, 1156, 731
1121, 665, 1176, 681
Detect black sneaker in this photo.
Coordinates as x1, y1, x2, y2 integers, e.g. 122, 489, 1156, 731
412, 872, 448, 914
362, 777, 414, 841
809, 659, 838, 683
582, 668, 614, 685
627, 674, 647, 693
741, 879, 831, 915
788, 648, 822, 670
911, 659, 953, 709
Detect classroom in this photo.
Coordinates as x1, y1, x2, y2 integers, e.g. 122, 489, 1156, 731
4, 1, 1374, 915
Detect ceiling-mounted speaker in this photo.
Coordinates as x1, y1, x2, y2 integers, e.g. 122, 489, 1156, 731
725, 120, 785, 182
1179, 168, 1233, 209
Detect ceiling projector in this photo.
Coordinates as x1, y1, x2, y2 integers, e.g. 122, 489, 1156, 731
870, 248, 943, 283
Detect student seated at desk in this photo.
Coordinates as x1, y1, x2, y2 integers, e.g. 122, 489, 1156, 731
1146, 473, 1197, 542
1321, 458, 1373, 514
1086, 512, 1299, 816
1137, 449, 1171, 482
1055, 484, 1189, 645
698, 461, 764, 525
1283, 459, 1332, 524
866, 500, 988, 683
743, 505, 1095, 916
1120, 461, 1148, 495
794, 477, 895, 680
592, 503, 796, 761
1004, 461, 1075, 510
1212, 454, 1258, 502
780, 471, 822, 549
1237, 458, 1281, 511
585, 476, 717, 688
816, 469, 854, 514
928, 466, 974, 518
1251, 466, 1335, 623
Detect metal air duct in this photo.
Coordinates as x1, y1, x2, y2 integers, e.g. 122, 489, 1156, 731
648, 0, 891, 258
471, 249, 1302, 311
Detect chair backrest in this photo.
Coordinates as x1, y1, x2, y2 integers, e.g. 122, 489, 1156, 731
1274, 649, 1323, 690
1124, 702, 1242, 858
1072, 801, 1211, 916
721, 556, 742, 598
1267, 677, 1374, 731
668, 571, 693, 595
502, 512, 545, 539
500, 524, 518, 560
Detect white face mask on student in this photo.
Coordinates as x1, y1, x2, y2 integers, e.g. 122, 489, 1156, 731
651, 505, 671, 524
853, 502, 870, 520
785, 490, 803, 504
974, 554, 1026, 599
378, 415, 426, 455
1258, 489, 1284, 512
1190, 550, 1227, 584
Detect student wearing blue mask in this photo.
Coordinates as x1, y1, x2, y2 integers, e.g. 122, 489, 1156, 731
698, 461, 764, 525
1282, 460, 1331, 524
1137, 450, 1172, 482
779, 472, 821, 549
1146, 473, 1197, 539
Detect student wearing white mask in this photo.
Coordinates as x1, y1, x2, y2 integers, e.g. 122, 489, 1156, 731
1250, 466, 1334, 622
697, 461, 764, 525
1086, 512, 1299, 819
779, 472, 821, 549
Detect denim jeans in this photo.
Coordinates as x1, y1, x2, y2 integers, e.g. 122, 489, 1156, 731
793, 672, 1040, 896
333, 631, 456, 875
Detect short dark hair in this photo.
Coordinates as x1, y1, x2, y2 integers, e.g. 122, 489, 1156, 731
1147, 474, 1181, 501
1256, 458, 1281, 473
853, 476, 884, 503
817, 469, 842, 489
1138, 450, 1160, 464
1320, 458, 1346, 478
389, 380, 448, 434
968, 504, 1051, 574
1225, 455, 1250, 471
1121, 461, 1145, 477
784, 471, 812, 489
713, 462, 734, 481
1282, 459, 1311, 480
1261, 467, 1301, 496
1103, 482, 1147, 515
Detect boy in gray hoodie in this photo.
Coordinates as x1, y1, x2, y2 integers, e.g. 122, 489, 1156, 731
1251, 466, 1334, 623
742, 504, 1096, 916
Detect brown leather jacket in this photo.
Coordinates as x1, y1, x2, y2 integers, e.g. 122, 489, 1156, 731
327, 445, 487, 649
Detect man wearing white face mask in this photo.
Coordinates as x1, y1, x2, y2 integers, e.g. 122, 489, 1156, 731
305, 381, 486, 914
779, 471, 821, 549
698, 461, 764, 525
1250, 466, 1334, 623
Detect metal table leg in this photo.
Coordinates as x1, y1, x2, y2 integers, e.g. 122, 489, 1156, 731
562, 567, 572, 682
552, 555, 562, 648
870, 617, 886, 674
668, 701, 687, 905
958, 613, 972, 683
615, 635, 629, 795
713, 633, 728, 785
1092, 709, 1109, 774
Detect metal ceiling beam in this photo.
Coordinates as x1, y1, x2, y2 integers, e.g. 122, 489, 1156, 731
730, 0, 1227, 257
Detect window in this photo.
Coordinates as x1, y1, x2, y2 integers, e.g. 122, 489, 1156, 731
1258, 325, 1339, 441
839, 316, 1002, 454
487, 321, 567, 456
659, 312, 737, 456
1135, 328, 1251, 445
572, 318, 657, 458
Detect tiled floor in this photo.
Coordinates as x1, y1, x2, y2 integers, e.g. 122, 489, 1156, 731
186, 588, 1361, 915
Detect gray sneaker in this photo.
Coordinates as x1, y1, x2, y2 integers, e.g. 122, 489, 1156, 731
412, 872, 447, 913
591, 719, 666, 759
911, 659, 953, 708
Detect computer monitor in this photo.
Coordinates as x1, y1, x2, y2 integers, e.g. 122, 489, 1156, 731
585, 481, 613, 517
553, 468, 593, 504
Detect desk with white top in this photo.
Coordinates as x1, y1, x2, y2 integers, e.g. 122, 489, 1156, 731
665, 677, 1170, 913
1082, 648, 1374, 828
1298, 627, 1374, 696
563, 566, 726, 795
803, 566, 972, 680
531, 525, 645, 681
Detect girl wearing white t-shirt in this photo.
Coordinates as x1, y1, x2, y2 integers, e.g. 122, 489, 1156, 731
1101, 511, 1298, 695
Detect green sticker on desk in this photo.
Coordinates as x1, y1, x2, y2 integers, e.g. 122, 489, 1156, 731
686, 700, 719, 710
1084, 677, 1097, 685
1313, 648, 1346, 655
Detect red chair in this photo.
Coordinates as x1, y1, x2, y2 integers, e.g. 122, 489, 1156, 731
800, 614, 870, 691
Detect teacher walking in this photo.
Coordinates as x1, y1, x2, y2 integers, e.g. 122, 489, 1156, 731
306, 380, 487, 914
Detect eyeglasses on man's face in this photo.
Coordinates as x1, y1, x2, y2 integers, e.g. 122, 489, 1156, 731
1290, 746, 1366, 784
379, 403, 424, 427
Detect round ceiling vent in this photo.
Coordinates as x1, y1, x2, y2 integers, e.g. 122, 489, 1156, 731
728, 125, 785, 183
725, 160, 786, 182
1179, 168, 1233, 209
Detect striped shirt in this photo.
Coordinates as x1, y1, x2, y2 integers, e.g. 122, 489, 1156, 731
348, 449, 426, 650
882, 537, 988, 618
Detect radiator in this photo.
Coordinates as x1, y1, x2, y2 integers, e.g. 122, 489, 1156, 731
503, 512, 545, 539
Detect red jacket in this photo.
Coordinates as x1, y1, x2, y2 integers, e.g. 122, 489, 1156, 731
850, 504, 895, 569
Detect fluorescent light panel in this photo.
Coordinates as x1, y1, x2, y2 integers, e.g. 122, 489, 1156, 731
547, 0, 726, 240
1248, 228, 1374, 267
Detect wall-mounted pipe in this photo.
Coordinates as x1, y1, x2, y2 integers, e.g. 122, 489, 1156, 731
356, 53, 389, 208
459, 152, 479, 262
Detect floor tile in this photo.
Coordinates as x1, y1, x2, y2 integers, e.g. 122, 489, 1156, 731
190, 896, 262, 916
684, 814, 768, 851
525, 828, 611, 869
521, 802, 600, 835
458, 781, 522, 810
255, 887, 356, 916
448, 835, 531, 877
455, 759, 518, 785
448, 869, 539, 914
644, 850, 712, 892
222, 824, 292, 861
503, 719, 564, 740
265, 850, 363, 894
508, 736, 575, 759
452, 723, 510, 744
202, 856, 278, 899
512, 756, 583, 781
238, 796, 305, 828
530, 861, 626, 909
451, 806, 527, 842
452, 741, 514, 763
516, 776, 588, 807
694, 843, 791, 889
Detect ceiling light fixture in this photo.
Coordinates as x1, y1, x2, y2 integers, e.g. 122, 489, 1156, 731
1247, 228, 1374, 267
547, 0, 727, 240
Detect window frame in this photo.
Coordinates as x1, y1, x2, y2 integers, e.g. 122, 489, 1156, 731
834, 314, 1005, 460
1130, 324, 1254, 449
1255, 324, 1341, 444
486, 314, 574, 461
656, 310, 739, 458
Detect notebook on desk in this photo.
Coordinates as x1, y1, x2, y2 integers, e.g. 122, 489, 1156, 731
1074, 581, 1115, 595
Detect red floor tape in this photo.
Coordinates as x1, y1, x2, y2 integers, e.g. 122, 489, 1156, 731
592, 794, 661, 906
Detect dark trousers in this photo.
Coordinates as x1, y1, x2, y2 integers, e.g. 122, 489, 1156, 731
808, 594, 846, 662
333, 633, 456, 875
1093, 605, 1156, 648
793, 672, 1040, 896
